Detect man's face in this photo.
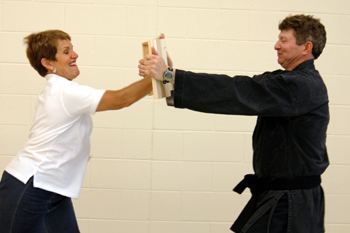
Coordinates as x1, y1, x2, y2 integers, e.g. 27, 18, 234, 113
274, 29, 306, 71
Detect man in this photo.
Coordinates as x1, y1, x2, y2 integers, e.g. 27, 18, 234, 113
139, 14, 328, 233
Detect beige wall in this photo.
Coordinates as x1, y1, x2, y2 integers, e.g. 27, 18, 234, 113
0, 0, 349, 232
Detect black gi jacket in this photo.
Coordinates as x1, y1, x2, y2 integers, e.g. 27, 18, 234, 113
170, 60, 329, 233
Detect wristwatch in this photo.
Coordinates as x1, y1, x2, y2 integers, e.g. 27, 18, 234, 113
163, 67, 174, 84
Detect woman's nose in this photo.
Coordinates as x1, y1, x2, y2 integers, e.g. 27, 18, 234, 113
72, 51, 78, 58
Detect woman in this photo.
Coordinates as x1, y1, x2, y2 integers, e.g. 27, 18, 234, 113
0, 30, 152, 233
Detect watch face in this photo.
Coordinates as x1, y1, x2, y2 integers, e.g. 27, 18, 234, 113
165, 72, 173, 79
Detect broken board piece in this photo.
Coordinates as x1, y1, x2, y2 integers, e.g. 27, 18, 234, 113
142, 38, 174, 99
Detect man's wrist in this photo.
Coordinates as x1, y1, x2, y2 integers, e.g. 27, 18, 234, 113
170, 68, 175, 84
163, 66, 175, 84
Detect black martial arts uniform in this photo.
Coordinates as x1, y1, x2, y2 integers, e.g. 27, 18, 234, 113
168, 59, 329, 233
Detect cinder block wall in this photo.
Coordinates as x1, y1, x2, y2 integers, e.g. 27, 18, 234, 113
0, 1, 349, 232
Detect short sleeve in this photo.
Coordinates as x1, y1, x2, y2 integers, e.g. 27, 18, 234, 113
61, 83, 106, 116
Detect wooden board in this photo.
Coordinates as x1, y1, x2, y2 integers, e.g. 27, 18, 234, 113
142, 38, 174, 99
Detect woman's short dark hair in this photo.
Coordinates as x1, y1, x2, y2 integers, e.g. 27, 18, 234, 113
279, 14, 326, 59
24, 30, 71, 77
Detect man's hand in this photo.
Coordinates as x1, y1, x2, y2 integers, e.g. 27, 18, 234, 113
159, 33, 173, 68
138, 34, 173, 81
138, 47, 167, 81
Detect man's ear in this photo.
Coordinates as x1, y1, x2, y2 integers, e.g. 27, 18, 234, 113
41, 58, 52, 70
303, 41, 313, 56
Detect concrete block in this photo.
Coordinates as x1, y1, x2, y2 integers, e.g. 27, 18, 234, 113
65, 4, 127, 36
76, 219, 89, 233
152, 161, 212, 191
323, 165, 350, 195
153, 130, 183, 161
212, 162, 253, 192
90, 128, 122, 159
0, 64, 45, 95
215, 114, 256, 132
0, 32, 28, 63
326, 105, 336, 135
120, 190, 150, 220
164, 39, 218, 70
335, 0, 350, 15
30, 96, 38, 126
158, 0, 219, 8
158, 8, 188, 38
124, 69, 146, 87
3, 2, 64, 32
69, 35, 95, 67
0, 156, 13, 173
92, 99, 153, 129
97, 0, 156, 5
316, 45, 350, 76
94, 37, 142, 68
244, 133, 254, 163
73, 188, 121, 219
325, 194, 350, 223
280, 1, 339, 14
37, 0, 94, 2
326, 135, 350, 165
183, 131, 244, 162
180, 192, 241, 221
249, 12, 282, 42
0, 95, 30, 125
325, 224, 350, 233
154, 100, 215, 130
150, 221, 210, 233
0, 126, 30, 155
217, 40, 280, 73
222, 0, 280, 10
150, 191, 181, 220
122, 129, 153, 159
210, 222, 233, 233
81, 161, 91, 188
319, 14, 350, 45
89, 220, 149, 233
90, 159, 151, 189
323, 75, 350, 105
76, 67, 124, 91
126, 7, 157, 37
329, 106, 350, 135
188, 9, 249, 40
0, 2, 2, 30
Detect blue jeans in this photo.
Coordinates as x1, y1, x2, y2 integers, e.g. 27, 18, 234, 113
0, 171, 80, 233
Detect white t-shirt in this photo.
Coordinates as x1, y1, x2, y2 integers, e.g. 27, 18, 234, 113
5, 74, 106, 199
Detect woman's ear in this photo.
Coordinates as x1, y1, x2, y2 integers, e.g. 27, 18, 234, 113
41, 58, 52, 71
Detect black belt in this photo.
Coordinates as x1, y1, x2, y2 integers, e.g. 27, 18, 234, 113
233, 174, 321, 195
230, 174, 321, 232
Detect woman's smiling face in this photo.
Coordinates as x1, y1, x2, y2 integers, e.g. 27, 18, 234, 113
51, 39, 79, 80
